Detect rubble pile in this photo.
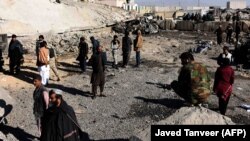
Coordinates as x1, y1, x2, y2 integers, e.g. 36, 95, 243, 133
0, 0, 134, 35
130, 107, 235, 141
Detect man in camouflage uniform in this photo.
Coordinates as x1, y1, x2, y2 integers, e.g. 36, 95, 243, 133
167, 52, 211, 105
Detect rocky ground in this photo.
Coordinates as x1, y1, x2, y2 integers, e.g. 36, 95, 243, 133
0, 31, 250, 141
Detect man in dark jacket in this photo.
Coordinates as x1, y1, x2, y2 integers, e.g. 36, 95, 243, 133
235, 22, 241, 42
8, 34, 23, 75
0, 48, 4, 72
90, 46, 107, 99
122, 31, 132, 68
90, 36, 99, 55
78, 37, 89, 72
215, 25, 223, 45
226, 24, 233, 44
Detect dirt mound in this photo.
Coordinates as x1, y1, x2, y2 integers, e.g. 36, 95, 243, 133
0, 0, 132, 35
131, 106, 235, 141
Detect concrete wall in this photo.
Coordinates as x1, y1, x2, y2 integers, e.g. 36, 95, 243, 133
176, 21, 194, 31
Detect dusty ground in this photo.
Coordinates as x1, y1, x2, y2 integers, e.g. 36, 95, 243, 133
0, 31, 250, 141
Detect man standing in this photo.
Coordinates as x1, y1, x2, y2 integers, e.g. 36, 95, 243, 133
166, 52, 211, 106
41, 91, 86, 141
78, 37, 89, 72
213, 58, 234, 115
37, 41, 50, 86
36, 35, 45, 57
90, 46, 107, 99
0, 48, 4, 72
235, 22, 241, 42
8, 34, 23, 75
122, 31, 132, 68
90, 36, 99, 55
217, 46, 233, 66
49, 47, 60, 81
226, 24, 233, 44
215, 25, 223, 45
111, 35, 120, 69
134, 30, 143, 67
33, 75, 49, 135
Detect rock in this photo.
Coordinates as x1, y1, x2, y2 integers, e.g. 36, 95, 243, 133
131, 107, 235, 141
0, 132, 7, 141
171, 41, 180, 48
109, 73, 115, 76
158, 68, 164, 72
6, 133, 18, 141
0, 107, 4, 117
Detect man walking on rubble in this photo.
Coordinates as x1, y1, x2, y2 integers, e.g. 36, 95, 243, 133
122, 31, 132, 68
226, 24, 233, 44
49, 46, 61, 81
8, 34, 24, 75
78, 37, 89, 72
37, 41, 50, 86
215, 25, 223, 45
165, 52, 211, 106
235, 22, 241, 42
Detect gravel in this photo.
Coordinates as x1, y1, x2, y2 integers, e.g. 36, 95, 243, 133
1, 31, 250, 141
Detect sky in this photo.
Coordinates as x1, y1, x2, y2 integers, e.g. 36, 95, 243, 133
135, 0, 250, 7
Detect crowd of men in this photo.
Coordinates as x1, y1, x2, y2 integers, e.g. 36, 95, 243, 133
0, 25, 238, 140
0, 29, 145, 140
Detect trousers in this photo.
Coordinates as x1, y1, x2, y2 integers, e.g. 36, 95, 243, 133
38, 65, 50, 85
